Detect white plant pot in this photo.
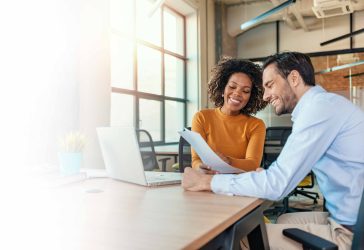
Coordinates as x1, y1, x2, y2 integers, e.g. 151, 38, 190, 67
58, 152, 82, 175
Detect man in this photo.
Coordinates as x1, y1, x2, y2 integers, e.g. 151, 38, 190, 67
182, 52, 364, 249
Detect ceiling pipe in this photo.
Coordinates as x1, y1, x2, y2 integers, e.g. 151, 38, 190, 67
320, 28, 364, 46
240, 0, 296, 31
227, 0, 364, 38
270, 0, 296, 29
315, 60, 364, 74
291, 4, 309, 31
343, 72, 364, 78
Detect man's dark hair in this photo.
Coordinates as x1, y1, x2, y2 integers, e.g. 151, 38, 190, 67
263, 52, 315, 86
208, 57, 267, 115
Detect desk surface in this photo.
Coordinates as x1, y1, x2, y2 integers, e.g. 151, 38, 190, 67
54, 178, 262, 250
9, 177, 262, 250
154, 144, 178, 153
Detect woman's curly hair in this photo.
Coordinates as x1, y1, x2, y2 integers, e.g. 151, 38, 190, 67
208, 57, 267, 115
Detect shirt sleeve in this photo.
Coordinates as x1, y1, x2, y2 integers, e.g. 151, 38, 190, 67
191, 112, 204, 169
229, 119, 266, 171
211, 97, 345, 200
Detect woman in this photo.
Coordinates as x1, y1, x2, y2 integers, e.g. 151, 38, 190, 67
192, 57, 267, 173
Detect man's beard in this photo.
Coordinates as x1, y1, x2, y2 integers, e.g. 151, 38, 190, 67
275, 88, 297, 116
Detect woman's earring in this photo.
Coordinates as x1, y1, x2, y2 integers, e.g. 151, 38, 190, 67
222, 94, 224, 97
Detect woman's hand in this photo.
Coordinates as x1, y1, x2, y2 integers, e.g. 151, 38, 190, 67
216, 152, 231, 165
197, 163, 219, 175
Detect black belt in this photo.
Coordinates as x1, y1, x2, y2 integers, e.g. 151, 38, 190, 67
342, 224, 355, 233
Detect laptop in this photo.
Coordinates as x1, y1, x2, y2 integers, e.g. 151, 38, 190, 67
96, 126, 181, 186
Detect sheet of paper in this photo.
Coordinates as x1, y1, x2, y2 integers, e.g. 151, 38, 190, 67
178, 129, 244, 174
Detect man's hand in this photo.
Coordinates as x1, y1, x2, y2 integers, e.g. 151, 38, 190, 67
182, 167, 213, 192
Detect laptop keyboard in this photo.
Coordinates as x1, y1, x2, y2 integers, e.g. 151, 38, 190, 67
144, 171, 182, 182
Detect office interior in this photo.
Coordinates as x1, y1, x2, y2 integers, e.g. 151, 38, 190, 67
4, 0, 363, 173
1, 0, 363, 249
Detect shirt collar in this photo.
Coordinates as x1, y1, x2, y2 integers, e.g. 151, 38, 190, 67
291, 85, 326, 122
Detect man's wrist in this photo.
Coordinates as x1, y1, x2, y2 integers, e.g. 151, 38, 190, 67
201, 174, 213, 191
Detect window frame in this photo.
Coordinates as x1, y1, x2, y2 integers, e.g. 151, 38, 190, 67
111, 2, 188, 145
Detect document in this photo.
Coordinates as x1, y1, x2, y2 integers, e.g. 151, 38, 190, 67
178, 128, 244, 174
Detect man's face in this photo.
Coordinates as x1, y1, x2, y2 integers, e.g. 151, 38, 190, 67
262, 64, 297, 115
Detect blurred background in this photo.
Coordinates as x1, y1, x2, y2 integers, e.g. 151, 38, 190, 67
1, 0, 363, 171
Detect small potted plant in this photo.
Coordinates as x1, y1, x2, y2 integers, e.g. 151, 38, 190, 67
58, 131, 86, 175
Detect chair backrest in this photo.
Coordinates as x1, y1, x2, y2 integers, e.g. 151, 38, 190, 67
135, 129, 159, 171
263, 126, 292, 169
352, 189, 364, 249
178, 127, 192, 173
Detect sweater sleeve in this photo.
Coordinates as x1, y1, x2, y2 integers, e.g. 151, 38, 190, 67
229, 119, 266, 171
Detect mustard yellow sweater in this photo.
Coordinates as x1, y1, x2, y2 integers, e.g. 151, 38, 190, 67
191, 108, 266, 172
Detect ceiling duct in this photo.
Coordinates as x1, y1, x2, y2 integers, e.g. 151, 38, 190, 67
312, 0, 354, 18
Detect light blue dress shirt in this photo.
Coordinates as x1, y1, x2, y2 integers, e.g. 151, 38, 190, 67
211, 86, 364, 225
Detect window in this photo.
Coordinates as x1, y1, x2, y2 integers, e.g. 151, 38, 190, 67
110, 0, 189, 145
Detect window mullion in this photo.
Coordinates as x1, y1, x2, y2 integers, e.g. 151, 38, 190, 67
183, 15, 187, 128
110, 1, 189, 144
161, 4, 165, 143
133, 0, 138, 128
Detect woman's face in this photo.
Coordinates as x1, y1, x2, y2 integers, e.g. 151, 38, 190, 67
221, 72, 252, 116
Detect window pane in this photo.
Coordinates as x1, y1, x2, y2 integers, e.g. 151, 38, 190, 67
111, 35, 134, 89
110, 93, 134, 126
352, 86, 364, 111
165, 101, 184, 142
165, 54, 184, 98
137, 45, 162, 95
110, 0, 133, 36
136, 0, 161, 46
312, 53, 364, 111
163, 8, 184, 55
139, 99, 161, 141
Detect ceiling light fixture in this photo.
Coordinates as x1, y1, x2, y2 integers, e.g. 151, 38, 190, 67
240, 0, 296, 31
315, 60, 364, 74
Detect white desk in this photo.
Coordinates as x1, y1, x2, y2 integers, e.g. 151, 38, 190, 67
7, 177, 268, 249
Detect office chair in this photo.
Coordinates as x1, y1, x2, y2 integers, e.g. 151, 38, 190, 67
282, 190, 364, 250
262, 126, 292, 169
263, 127, 319, 216
136, 129, 171, 172
178, 127, 192, 173
293, 173, 320, 203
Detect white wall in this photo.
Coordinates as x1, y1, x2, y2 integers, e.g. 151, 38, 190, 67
197, 0, 216, 110
280, 15, 350, 54
354, 10, 364, 47
79, 0, 110, 169
0, 0, 111, 170
1, 0, 80, 170
237, 22, 277, 59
